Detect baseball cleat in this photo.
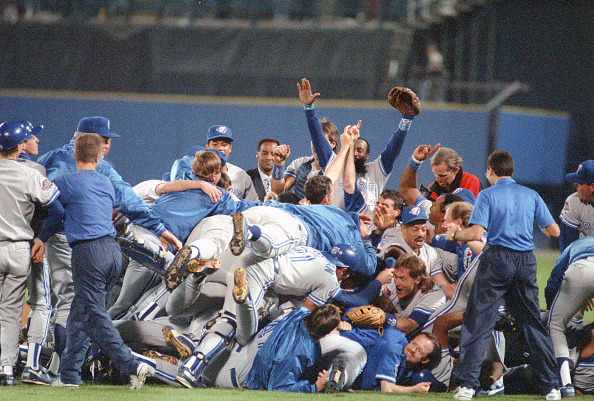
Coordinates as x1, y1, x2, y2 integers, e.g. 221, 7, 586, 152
21, 366, 56, 386
130, 362, 154, 390
0, 374, 14, 386
323, 361, 346, 393
232, 267, 248, 303
165, 246, 193, 291
163, 326, 196, 359
230, 212, 246, 256
143, 350, 179, 365
175, 366, 204, 389
186, 258, 221, 276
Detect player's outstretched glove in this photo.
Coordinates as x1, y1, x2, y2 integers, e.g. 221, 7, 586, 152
387, 86, 421, 116
345, 305, 386, 329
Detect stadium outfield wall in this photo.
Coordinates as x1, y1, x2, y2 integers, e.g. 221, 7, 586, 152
0, 90, 567, 192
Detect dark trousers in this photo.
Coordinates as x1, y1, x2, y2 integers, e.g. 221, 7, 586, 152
451, 245, 559, 394
61, 237, 138, 384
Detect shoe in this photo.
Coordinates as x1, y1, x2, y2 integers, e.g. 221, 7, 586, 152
454, 386, 475, 401
232, 267, 248, 303
230, 212, 246, 256
143, 350, 178, 365
323, 361, 346, 393
52, 379, 79, 388
560, 385, 575, 398
546, 388, 562, 401
162, 326, 196, 359
130, 362, 154, 390
165, 246, 193, 291
21, 366, 57, 385
175, 365, 204, 388
186, 258, 221, 276
1, 374, 14, 386
477, 377, 504, 395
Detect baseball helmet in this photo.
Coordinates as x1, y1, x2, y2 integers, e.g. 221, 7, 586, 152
0, 120, 32, 151
322, 244, 364, 274
15, 120, 43, 138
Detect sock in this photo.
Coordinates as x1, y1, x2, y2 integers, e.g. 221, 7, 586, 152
190, 245, 200, 259
48, 352, 60, 375
3, 366, 13, 376
27, 343, 43, 370
247, 225, 261, 241
558, 358, 572, 386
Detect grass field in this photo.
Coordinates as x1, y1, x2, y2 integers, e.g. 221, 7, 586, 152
6, 250, 594, 400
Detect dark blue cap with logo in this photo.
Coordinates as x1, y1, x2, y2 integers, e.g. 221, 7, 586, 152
77, 117, 120, 138
401, 206, 428, 225
206, 125, 233, 142
566, 160, 594, 184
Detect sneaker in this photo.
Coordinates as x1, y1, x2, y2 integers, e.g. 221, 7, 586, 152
323, 361, 346, 393
560, 385, 575, 398
21, 366, 57, 385
175, 365, 204, 388
232, 267, 248, 303
230, 212, 246, 256
1, 374, 14, 386
545, 388, 562, 401
165, 246, 193, 291
130, 362, 154, 390
454, 386, 475, 401
143, 350, 179, 365
52, 379, 79, 388
477, 377, 504, 395
162, 326, 196, 359
186, 258, 221, 276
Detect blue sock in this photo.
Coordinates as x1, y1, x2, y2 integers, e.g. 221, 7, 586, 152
248, 225, 261, 241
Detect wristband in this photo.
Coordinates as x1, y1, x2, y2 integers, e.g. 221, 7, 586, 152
272, 164, 285, 180
408, 156, 422, 171
304, 103, 314, 110
399, 117, 413, 131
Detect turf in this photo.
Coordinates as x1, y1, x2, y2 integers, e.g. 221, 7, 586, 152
6, 251, 593, 400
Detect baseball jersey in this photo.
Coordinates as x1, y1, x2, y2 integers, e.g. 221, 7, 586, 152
559, 192, 594, 246
341, 325, 408, 389
383, 282, 446, 327
245, 307, 321, 392
0, 160, 60, 242
226, 163, 259, 201
133, 179, 164, 205
574, 353, 594, 394
378, 235, 442, 277
432, 233, 485, 280
37, 137, 167, 236
470, 177, 555, 251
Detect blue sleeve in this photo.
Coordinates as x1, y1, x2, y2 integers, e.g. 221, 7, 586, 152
331, 280, 382, 308
432, 234, 458, 254
37, 197, 65, 243
534, 194, 555, 230
98, 162, 167, 236
369, 231, 382, 249
344, 186, 366, 213
378, 115, 412, 175
355, 237, 378, 276
545, 247, 572, 308
559, 220, 580, 252
267, 366, 317, 393
305, 108, 334, 169
469, 191, 490, 229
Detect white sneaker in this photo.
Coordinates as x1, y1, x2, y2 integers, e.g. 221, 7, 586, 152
130, 362, 154, 390
454, 386, 475, 401
545, 389, 561, 401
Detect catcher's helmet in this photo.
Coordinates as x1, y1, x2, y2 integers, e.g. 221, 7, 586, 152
0, 120, 33, 151
322, 244, 364, 273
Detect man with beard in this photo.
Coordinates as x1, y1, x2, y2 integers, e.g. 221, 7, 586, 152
559, 160, 594, 251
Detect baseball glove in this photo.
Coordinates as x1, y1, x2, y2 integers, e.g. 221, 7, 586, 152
346, 305, 386, 329
387, 87, 421, 116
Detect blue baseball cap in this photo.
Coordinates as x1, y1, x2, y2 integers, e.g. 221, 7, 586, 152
452, 188, 476, 205
206, 125, 233, 142
76, 117, 119, 138
401, 206, 428, 225
566, 160, 594, 184
185, 145, 227, 167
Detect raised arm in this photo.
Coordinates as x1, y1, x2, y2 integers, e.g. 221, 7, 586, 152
399, 144, 440, 206
325, 122, 359, 185
270, 144, 291, 194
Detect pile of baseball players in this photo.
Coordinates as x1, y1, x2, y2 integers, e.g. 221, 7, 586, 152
1, 78, 593, 399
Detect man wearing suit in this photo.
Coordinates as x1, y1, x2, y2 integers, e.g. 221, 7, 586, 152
247, 138, 280, 201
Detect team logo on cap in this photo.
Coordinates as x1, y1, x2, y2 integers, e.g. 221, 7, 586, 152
217, 126, 228, 134
330, 246, 340, 256
410, 206, 421, 216
577, 164, 583, 172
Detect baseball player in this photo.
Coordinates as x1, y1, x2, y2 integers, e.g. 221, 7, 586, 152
559, 160, 594, 251
545, 235, 594, 397
37, 116, 181, 376
0, 121, 61, 386
449, 151, 561, 401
